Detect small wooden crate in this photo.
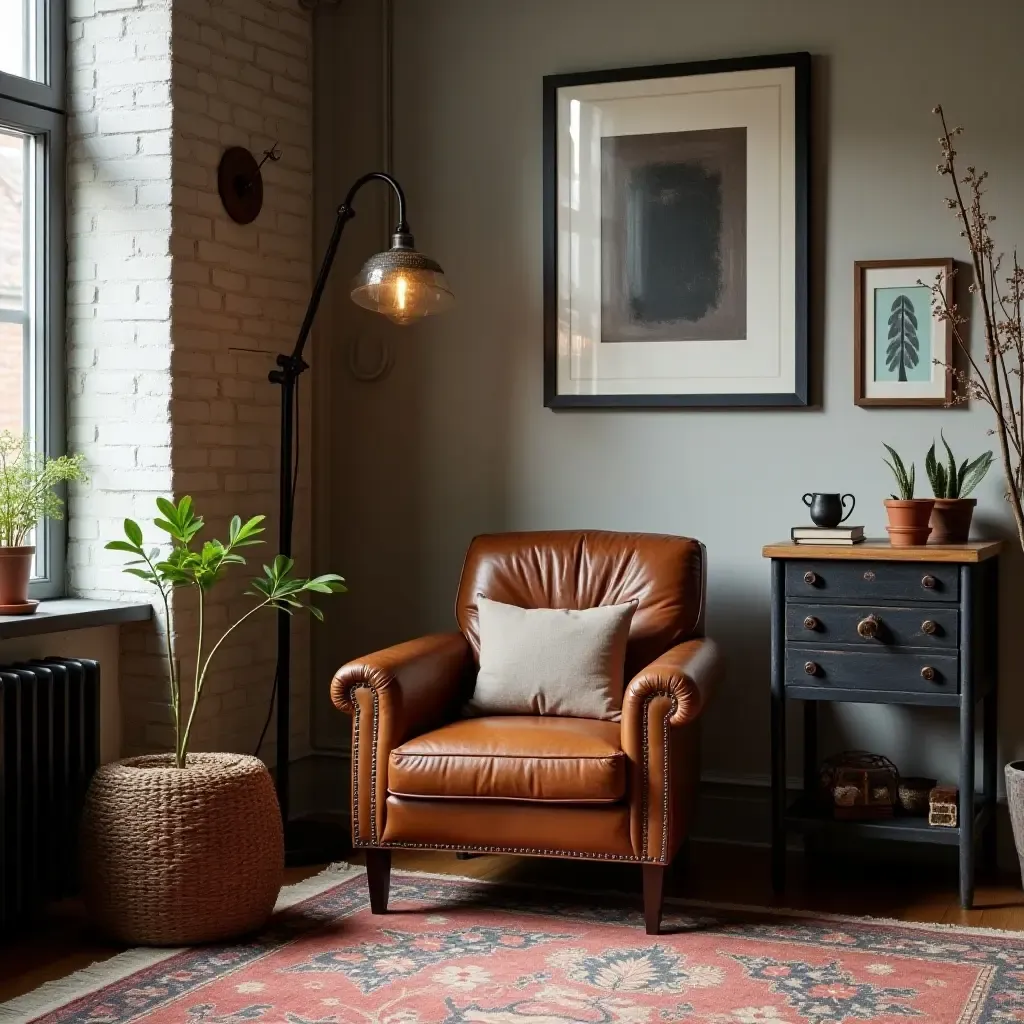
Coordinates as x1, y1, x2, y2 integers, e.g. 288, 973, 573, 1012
820, 751, 898, 820
928, 785, 958, 827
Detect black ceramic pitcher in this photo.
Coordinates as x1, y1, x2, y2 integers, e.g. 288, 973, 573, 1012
802, 492, 855, 528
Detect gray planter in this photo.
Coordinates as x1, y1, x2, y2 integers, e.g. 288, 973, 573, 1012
1007, 761, 1024, 887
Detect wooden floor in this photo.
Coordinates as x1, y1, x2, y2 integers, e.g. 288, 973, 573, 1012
2, 842, 1023, 1005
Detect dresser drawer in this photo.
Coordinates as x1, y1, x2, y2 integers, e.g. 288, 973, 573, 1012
786, 560, 958, 603
785, 646, 958, 694
786, 604, 958, 648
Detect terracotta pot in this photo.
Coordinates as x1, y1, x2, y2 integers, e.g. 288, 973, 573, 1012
929, 498, 976, 544
1007, 761, 1024, 889
884, 499, 934, 547
0, 546, 34, 605
80, 753, 284, 944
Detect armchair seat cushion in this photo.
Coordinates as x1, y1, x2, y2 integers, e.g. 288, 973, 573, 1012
388, 717, 625, 804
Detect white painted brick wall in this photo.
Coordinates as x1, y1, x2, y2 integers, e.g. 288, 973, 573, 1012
66, 0, 176, 755
67, 0, 314, 762
170, 0, 313, 761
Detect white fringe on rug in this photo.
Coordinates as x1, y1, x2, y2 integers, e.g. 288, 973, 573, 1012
0, 862, 364, 1024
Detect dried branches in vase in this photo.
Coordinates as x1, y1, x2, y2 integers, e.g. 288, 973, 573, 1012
928, 105, 1024, 552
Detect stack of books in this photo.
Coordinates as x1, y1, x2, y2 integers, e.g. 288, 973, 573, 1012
791, 525, 865, 545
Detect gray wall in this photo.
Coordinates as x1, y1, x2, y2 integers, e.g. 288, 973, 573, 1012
311, 0, 1024, 795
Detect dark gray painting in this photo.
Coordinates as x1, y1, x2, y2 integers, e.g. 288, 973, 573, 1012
601, 127, 747, 343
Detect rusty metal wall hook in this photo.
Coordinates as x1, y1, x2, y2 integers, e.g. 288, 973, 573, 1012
256, 142, 282, 173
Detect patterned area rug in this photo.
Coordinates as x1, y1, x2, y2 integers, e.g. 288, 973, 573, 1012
4, 864, 1024, 1024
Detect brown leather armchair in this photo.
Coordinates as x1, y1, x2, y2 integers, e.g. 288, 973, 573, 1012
331, 530, 721, 933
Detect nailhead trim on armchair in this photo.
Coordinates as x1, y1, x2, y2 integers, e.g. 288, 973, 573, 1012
344, 681, 380, 847
640, 691, 677, 862
355, 839, 664, 863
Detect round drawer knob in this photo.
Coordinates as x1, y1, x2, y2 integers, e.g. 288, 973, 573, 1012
921, 619, 938, 635
804, 661, 820, 676
921, 575, 937, 590
803, 571, 819, 586
803, 616, 820, 631
921, 666, 936, 682
857, 614, 880, 639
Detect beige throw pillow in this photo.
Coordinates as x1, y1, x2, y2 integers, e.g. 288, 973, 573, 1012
466, 596, 636, 721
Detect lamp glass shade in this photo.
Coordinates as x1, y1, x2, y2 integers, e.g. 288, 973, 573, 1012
350, 247, 454, 325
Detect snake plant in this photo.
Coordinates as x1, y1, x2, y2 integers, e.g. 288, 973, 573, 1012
925, 433, 993, 499
883, 443, 916, 500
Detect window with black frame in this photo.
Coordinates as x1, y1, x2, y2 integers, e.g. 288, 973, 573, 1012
0, 0, 67, 597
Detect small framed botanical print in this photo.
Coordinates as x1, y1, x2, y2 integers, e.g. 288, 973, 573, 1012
854, 258, 953, 407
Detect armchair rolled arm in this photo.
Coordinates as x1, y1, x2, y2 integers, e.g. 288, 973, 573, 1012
622, 637, 722, 728
331, 632, 471, 726
332, 632, 472, 846
621, 637, 723, 862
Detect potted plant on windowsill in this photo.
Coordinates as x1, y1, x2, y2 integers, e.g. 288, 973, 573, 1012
0, 432, 86, 614
882, 443, 934, 547
924, 433, 993, 544
81, 496, 345, 945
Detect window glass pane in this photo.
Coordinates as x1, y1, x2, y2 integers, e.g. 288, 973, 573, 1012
0, 129, 25, 309
0, 0, 32, 81
0, 127, 34, 566
0, 322, 22, 433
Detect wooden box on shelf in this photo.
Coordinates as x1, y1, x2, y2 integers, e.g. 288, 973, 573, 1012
929, 785, 959, 827
898, 776, 937, 816
820, 752, 898, 820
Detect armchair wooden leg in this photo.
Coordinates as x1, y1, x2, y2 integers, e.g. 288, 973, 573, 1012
365, 849, 392, 914
642, 864, 666, 935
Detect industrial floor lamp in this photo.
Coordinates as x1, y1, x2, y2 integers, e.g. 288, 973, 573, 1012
268, 172, 453, 861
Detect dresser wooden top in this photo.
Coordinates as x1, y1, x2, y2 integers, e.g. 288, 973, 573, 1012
762, 539, 1004, 563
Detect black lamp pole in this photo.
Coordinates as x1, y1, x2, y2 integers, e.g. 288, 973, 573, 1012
268, 172, 409, 833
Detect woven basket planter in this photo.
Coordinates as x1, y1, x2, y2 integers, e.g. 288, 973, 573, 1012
1008, 761, 1024, 888
81, 753, 284, 945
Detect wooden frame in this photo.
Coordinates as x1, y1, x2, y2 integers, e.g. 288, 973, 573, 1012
0, 14, 68, 599
543, 52, 811, 409
854, 258, 954, 408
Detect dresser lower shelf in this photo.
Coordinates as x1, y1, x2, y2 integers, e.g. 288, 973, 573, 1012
784, 684, 967, 706
784, 795, 993, 845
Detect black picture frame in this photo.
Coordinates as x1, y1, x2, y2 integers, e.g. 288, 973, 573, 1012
542, 52, 811, 409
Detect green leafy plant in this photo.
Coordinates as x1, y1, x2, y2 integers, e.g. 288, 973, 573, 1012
925, 433, 994, 499
883, 443, 916, 500
107, 496, 346, 768
0, 431, 86, 547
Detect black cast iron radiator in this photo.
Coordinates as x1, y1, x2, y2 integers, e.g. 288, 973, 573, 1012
0, 658, 99, 930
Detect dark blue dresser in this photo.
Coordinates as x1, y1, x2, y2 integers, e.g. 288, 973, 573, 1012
763, 539, 1003, 908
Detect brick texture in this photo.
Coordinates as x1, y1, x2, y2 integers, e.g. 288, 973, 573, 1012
67, 0, 313, 762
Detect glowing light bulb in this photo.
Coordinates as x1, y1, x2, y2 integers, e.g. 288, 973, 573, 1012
351, 245, 454, 323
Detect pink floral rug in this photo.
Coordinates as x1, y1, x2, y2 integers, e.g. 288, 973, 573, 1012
4, 865, 1023, 1023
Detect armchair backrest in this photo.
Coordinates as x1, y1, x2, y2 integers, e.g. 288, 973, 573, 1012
455, 530, 705, 679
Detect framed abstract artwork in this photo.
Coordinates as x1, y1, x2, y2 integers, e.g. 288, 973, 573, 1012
854, 258, 954, 408
543, 52, 810, 409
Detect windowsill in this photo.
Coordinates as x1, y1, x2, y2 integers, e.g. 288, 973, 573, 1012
0, 598, 152, 640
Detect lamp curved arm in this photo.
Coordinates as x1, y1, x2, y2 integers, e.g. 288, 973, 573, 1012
342, 171, 409, 235
279, 170, 408, 369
